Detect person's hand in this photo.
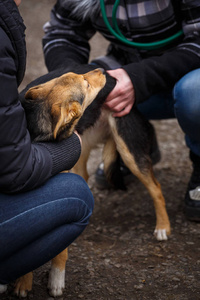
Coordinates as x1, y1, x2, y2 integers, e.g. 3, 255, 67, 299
104, 68, 135, 117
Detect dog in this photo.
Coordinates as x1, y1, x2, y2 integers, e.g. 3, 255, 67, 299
13, 65, 170, 297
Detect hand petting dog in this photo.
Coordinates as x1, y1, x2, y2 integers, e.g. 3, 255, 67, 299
104, 68, 135, 117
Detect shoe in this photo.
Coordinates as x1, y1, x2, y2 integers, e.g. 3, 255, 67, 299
95, 133, 161, 190
184, 151, 200, 221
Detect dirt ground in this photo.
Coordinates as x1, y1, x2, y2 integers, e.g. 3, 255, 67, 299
1, 1, 200, 299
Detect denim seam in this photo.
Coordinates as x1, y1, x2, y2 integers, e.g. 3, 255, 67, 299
0, 197, 90, 226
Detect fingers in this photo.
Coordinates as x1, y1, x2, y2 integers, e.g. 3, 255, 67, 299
112, 103, 133, 117
104, 86, 134, 116
105, 68, 135, 117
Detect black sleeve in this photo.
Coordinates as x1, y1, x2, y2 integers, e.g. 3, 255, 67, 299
0, 28, 81, 193
124, 45, 200, 104
42, 0, 96, 71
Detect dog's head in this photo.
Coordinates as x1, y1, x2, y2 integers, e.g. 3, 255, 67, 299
24, 68, 106, 141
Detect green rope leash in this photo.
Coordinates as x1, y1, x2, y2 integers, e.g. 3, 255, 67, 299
100, 0, 183, 50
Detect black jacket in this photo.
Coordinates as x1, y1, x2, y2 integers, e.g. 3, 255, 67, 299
43, 0, 200, 104
0, 0, 81, 193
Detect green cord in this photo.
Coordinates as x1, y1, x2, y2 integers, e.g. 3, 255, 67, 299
100, 0, 183, 50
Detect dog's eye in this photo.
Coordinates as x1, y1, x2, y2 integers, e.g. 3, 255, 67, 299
84, 79, 90, 88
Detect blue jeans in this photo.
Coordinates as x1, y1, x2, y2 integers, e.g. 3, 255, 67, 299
137, 68, 200, 157
0, 173, 94, 284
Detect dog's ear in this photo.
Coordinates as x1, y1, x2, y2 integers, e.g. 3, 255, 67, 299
25, 84, 46, 100
52, 101, 82, 139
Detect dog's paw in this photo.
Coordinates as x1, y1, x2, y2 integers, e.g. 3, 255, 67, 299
48, 266, 65, 297
0, 284, 7, 293
154, 229, 168, 241
14, 273, 33, 298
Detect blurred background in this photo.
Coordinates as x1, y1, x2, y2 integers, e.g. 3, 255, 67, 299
19, 0, 109, 90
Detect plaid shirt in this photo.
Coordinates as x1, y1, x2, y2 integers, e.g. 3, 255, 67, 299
43, 0, 200, 103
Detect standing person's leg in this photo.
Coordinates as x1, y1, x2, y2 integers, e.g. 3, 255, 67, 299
0, 173, 94, 284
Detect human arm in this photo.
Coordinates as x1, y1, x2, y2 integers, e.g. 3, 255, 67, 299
124, 47, 200, 105
42, 0, 96, 71
0, 29, 81, 194
104, 45, 200, 116
122, 1, 200, 105
104, 1, 200, 112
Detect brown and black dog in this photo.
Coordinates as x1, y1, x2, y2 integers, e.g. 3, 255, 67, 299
14, 65, 170, 297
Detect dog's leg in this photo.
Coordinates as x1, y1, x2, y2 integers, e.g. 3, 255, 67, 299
48, 248, 68, 297
72, 152, 90, 181
120, 148, 170, 240
72, 137, 92, 181
122, 154, 170, 239
103, 137, 118, 172
14, 272, 33, 297
108, 118, 170, 241
136, 167, 171, 240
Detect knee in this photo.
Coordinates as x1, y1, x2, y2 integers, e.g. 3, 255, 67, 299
51, 173, 94, 213
173, 69, 200, 122
68, 173, 94, 212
